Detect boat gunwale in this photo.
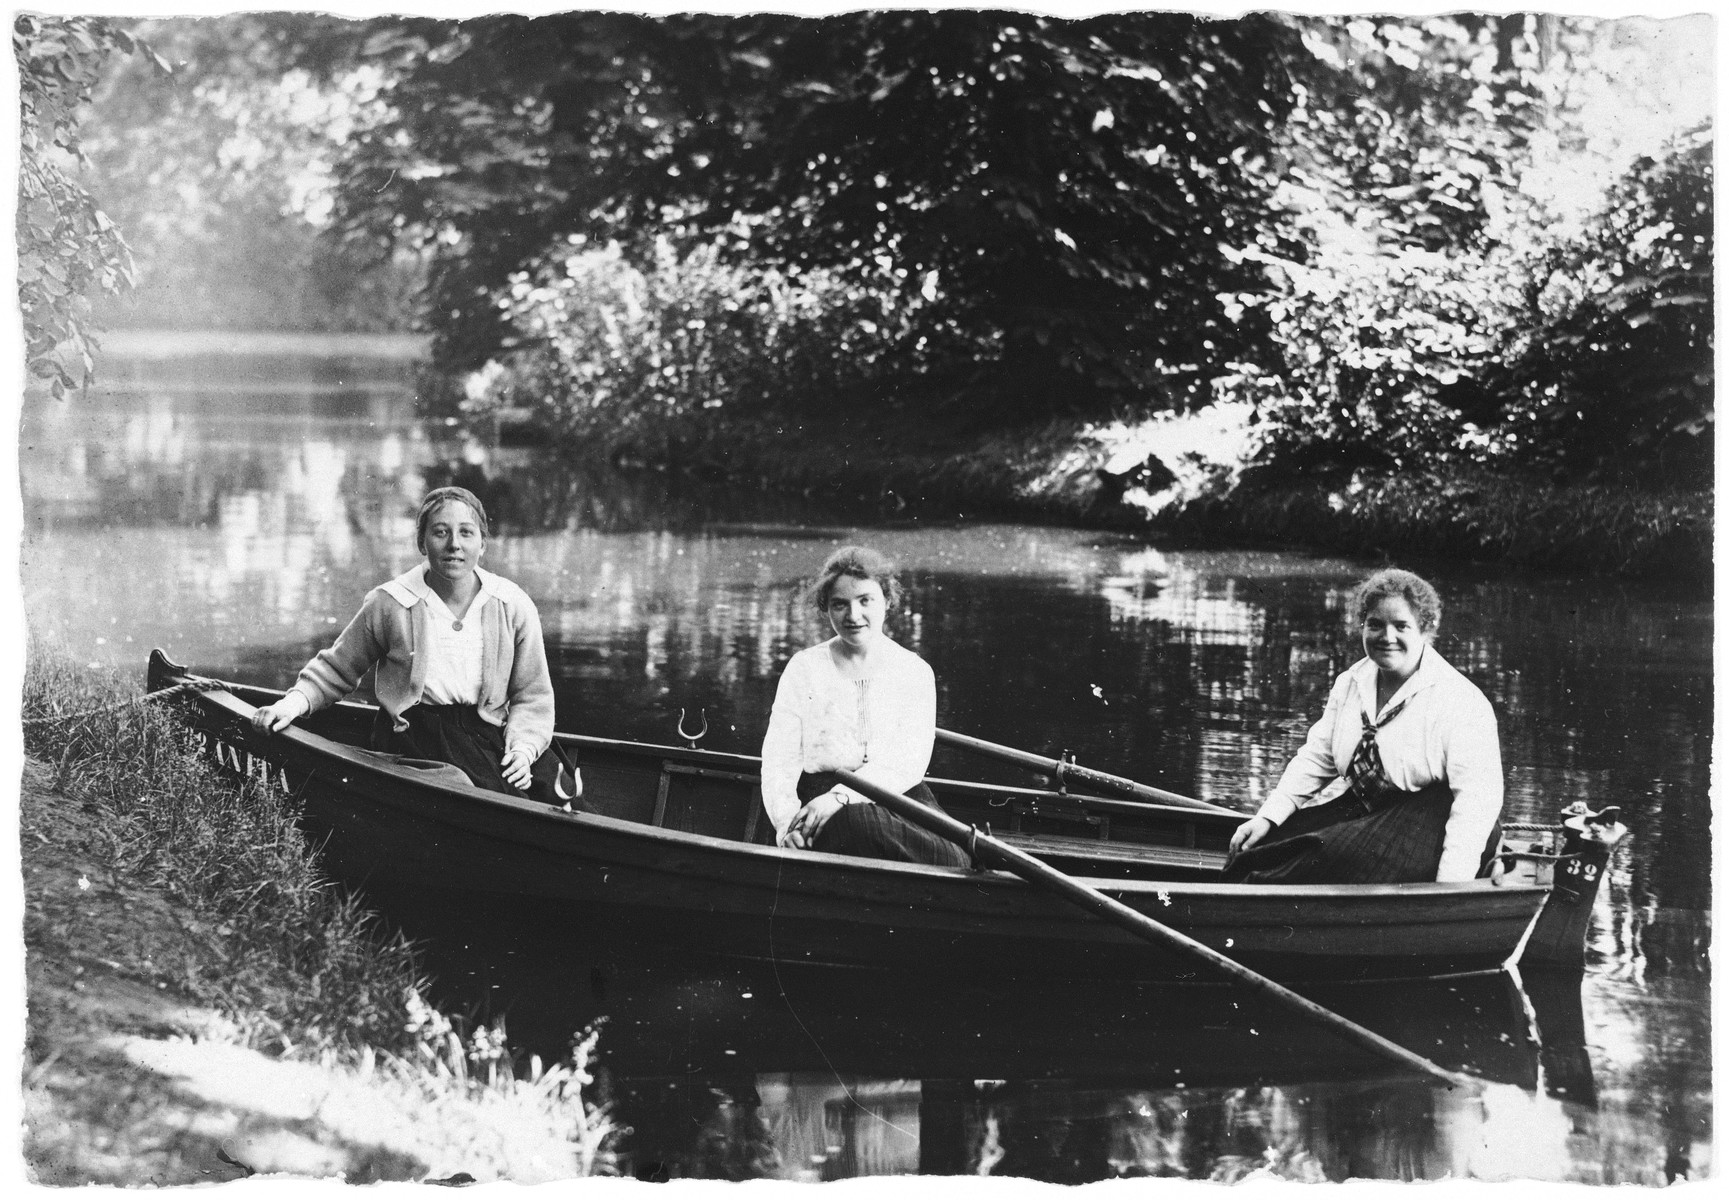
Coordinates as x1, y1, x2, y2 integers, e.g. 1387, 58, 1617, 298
215, 683, 1252, 828
183, 679, 1550, 915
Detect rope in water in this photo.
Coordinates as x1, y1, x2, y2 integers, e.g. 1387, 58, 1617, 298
21, 677, 222, 726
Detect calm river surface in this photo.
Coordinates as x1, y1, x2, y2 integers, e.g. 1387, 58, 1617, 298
18, 346, 1712, 1183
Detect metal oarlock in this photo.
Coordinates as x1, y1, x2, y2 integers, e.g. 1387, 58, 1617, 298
677, 707, 709, 749
1051, 748, 1075, 796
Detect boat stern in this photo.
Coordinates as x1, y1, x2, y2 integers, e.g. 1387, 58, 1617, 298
1517, 805, 1631, 968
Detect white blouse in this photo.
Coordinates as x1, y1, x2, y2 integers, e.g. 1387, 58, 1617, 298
760, 638, 937, 841
399, 570, 485, 706
1255, 646, 1504, 883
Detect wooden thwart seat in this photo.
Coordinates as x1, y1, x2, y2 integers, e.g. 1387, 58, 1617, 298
996, 831, 1228, 875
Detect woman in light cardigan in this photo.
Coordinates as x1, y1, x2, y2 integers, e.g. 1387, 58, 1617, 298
760, 546, 967, 866
251, 486, 571, 802
1224, 568, 1504, 884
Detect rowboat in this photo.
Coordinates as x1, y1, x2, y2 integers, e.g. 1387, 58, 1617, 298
148, 650, 1622, 986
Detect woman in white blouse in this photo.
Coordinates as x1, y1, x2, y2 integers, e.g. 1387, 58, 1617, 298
1223, 568, 1504, 884
760, 546, 968, 866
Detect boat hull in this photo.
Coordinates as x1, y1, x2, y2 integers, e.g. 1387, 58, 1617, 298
156, 652, 1549, 984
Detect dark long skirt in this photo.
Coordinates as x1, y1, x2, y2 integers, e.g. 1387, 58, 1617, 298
370, 704, 584, 809
1220, 781, 1494, 885
797, 771, 971, 868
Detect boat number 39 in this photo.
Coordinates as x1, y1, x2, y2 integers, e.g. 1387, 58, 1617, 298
1556, 854, 1599, 902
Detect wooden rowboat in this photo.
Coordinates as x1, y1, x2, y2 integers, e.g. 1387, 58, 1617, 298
148, 650, 1622, 985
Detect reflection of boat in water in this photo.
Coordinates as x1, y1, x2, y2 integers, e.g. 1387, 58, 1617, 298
406, 931, 1595, 1182
400, 903, 1587, 1095
586, 960, 1551, 1088
655, 973, 1597, 1182
151, 651, 1620, 986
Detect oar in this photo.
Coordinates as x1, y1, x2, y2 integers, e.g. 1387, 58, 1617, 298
832, 767, 1479, 1091
935, 727, 1240, 817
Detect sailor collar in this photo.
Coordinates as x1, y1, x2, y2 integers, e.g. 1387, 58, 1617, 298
380, 565, 501, 612
1349, 643, 1447, 719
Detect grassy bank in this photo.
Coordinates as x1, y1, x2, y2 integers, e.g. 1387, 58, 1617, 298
638, 410, 1710, 581
20, 647, 616, 1183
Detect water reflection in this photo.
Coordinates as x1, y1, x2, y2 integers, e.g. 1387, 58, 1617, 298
388, 894, 1696, 1184
17, 353, 1712, 1182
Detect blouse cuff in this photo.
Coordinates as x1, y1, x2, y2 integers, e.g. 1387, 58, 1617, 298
1256, 793, 1298, 826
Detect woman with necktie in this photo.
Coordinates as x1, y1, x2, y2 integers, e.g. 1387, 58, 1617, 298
1223, 568, 1504, 884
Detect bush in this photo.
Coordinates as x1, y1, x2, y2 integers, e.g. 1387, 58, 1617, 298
463, 237, 917, 462
1166, 469, 1711, 578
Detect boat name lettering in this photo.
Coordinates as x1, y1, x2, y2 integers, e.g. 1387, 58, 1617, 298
203, 733, 293, 794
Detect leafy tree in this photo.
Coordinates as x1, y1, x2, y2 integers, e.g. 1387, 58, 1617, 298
332, 11, 1308, 422
14, 14, 159, 396
1216, 16, 1559, 481
1221, 15, 1713, 490
1479, 126, 1713, 489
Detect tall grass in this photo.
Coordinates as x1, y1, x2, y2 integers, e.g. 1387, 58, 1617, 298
21, 643, 616, 1177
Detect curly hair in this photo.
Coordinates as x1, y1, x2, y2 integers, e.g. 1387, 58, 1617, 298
1352, 568, 1442, 633
415, 486, 490, 553
808, 545, 905, 613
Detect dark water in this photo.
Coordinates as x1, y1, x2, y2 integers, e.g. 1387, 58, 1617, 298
18, 348, 1712, 1182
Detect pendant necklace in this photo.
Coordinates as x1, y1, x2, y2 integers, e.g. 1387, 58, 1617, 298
856, 678, 872, 765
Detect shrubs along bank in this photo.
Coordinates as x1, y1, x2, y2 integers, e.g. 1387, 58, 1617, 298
20, 647, 616, 1183
438, 72, 1707, 582
1157, 471, 1712, 582
514, 406, 1708, 583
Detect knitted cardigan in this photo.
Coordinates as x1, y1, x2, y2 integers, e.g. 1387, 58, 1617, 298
289, 565, 555, 760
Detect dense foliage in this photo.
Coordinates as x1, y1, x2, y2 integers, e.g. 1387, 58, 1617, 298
470, 238, 906, 458
58, 11, 1713, 519
333, 11, 1306, 421
1481, 127, 1713, 489
1220, 17, 1544, 479
1225, 17, 1713, 491
15, 14, 152, 396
